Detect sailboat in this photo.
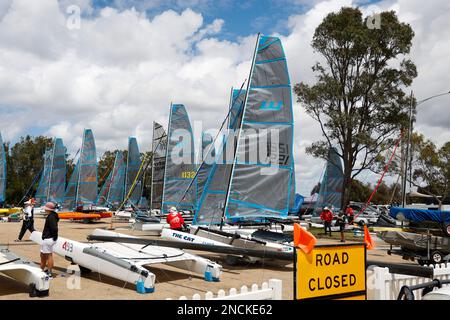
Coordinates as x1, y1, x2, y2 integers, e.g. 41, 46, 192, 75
125, 137, 144, 208
133, 106, 197, 232
308, 147, 344, 225
95, 151, 126, 209
34, 138, 67, 215
161, 104, 197, 214
160, 35, 296, 262
60, 129, 112, 221
149, 121, 168, 214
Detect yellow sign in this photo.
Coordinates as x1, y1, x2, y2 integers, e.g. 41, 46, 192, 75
295, 243, 366, 300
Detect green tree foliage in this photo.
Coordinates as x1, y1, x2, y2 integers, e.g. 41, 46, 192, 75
409, 133, 449, 204
348, 179, 401, 204
295, 7, 417, 208
5, 136, 53, 205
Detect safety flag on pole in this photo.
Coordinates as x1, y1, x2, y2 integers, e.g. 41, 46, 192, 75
294, 223, 317, 254
364, 225, 375, 250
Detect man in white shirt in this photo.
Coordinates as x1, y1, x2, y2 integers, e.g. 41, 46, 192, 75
15, 198, 36, 241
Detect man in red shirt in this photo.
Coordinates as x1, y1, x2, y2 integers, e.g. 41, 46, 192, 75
320, 207, 334, 236
345, 205, 354, 224
166, 207, 186, 231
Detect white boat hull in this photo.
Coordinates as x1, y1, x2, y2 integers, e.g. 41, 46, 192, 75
0, 246, 50, 294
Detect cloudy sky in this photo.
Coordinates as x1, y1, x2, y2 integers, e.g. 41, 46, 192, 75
0, 0, 449, 196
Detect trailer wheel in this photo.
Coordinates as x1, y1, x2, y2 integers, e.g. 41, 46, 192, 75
429, 251, 444, 265
441, 223, 450, 237
418, 259, 427, 266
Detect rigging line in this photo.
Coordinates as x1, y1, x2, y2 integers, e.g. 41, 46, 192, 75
353, 129, 405, 221
175, 79, 247, 208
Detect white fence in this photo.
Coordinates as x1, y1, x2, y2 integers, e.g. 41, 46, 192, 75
167, 279, 282, 300
367, 263, 450, 300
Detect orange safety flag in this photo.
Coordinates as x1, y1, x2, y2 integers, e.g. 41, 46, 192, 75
293, 223, 317, 254
364, 225, 375, 250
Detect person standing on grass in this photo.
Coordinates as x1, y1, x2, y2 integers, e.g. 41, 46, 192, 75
15, 198, 36, 242
345, 205, 354, 224
40, 202, 59, 277
336, 211, 348, 242
320, 207, 333, 236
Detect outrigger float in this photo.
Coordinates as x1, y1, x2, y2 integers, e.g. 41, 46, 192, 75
0, 246, 50, 296
30, 230, 222, 292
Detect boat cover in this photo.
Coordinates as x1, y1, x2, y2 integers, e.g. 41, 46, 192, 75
390, 207, 450, 223
380, 230, 450, 252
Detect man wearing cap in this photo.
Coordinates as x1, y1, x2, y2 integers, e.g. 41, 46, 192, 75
320, 206, 334, 236
166, 206, 186, 231
15, 198, 36, 242
40, 202, 59, 277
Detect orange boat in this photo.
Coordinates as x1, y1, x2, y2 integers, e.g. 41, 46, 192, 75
58, 212, 101, 220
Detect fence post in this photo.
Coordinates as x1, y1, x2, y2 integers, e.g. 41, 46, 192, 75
373, 267, 390, 300
269, 279, 283, 300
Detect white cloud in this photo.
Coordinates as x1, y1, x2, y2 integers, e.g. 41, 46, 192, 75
0, 0, 449, 197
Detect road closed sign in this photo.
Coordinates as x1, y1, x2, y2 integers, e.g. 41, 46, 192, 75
294, 243, 366, 300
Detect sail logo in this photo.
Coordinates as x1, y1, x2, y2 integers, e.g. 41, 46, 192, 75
260, 101, 283, 111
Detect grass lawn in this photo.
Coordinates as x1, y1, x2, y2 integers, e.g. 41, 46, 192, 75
308, 226, 366, 242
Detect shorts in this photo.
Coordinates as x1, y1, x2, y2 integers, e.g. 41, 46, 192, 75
41, 238, 56, 254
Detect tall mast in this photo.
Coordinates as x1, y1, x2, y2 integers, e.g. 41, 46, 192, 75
149, 122, 156, 210
221, 33, 260, 230
161, 103, 172, 213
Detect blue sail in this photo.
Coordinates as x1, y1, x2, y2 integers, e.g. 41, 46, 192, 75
161, 104, 196, 213
48, 138, 66, 204
125, 137, 143, 207
313, 147, 343, 215
63, 129, 98, 210
63, 160, 80, 210
191, 88, 246, 225
96, 171, 112, 206
107, 151, 126, 207
225, 35, 295, 221
35, 149, 52, 206
0, 132, 5, 204
77, 129, 98, 206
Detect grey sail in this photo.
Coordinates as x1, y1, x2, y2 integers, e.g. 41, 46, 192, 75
191, 88, 246, 225
313, 147, 343, 215
150, 122, 167, 210
161, 104, 196, 213
225, 35, 295, 221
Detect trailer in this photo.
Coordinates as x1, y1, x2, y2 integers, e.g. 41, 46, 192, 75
381, 230, 450, 265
